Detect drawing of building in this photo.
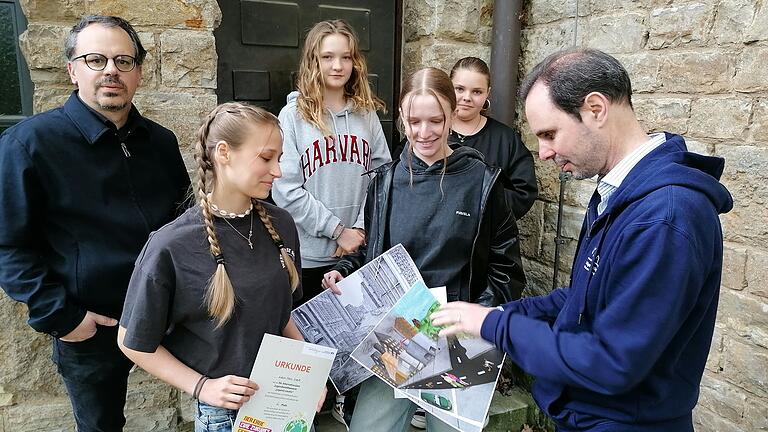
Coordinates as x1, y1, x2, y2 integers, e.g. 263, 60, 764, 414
394, 317, 418, 339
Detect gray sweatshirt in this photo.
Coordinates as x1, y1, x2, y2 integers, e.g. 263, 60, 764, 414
273, 91, 391, 267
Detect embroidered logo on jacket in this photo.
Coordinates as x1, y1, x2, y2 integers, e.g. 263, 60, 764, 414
583, 247, 600, 275
455, 210, 471, 217
300, 134, 371, 182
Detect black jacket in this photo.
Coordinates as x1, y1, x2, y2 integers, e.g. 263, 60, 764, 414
333, 151, 526, 306
0, 92, 190, 337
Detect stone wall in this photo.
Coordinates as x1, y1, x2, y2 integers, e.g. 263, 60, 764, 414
517, 1, 768, 431
405, 0, 768, 430
1, 1, 221, 431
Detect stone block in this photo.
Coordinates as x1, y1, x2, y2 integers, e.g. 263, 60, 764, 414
689, 98, 752, 140
32, 87, 73, 114
718, 145, 768, 248
535, 157, 595, 206
584, 0, 650, 15
743, 397, 768, 431
750, 99, 768, 144
721, 244, 748, 291
717, 290, 768, 349
4, 400, 75, 432
746, 248, 768, 299
485, 389, 529, 431
518, 200, 544, 259
648, 3, 712, 49
525, 0, 577, 25
705, 325, 725, 373
402, 0, 439, 42
684, 138, 713, 156
124, 407, 177, 432
435, 0, 492, 43
581, 12, 648, 54
137, 31, 158, 90
633, 97, 690, 134
403, 41, 490, 78
520, 21, 577, 74
523, 258, 566, 297
132, 91, 217, 163
19, 0, 86, 21
693, 405, 748, 432
658, 51, 734, 94
712, 0, 757, 45
745, 2, 768, 42
614, 52, 662, 93
159, 30, 217, 89
721, 337, 768, 398
19, 24, 69, 70
698, 374, 747, 426
734, 47, 768, 93
90, 0, 219, 29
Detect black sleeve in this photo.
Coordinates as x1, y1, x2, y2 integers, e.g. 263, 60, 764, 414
503, 130, 538, 219
478, 180, 526, 306
119, 235, 174, 353
165, 130, 193, 216
0, 133, 86, 336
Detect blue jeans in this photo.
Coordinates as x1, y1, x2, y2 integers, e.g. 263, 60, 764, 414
52, 325, 133, 432
195, 401, 237, 432
348, 377, 456, 432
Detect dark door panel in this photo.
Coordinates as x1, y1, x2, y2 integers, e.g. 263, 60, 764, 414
215, 0, 399, 148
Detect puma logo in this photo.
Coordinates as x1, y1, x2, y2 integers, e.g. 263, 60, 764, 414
455, 210, 471, 217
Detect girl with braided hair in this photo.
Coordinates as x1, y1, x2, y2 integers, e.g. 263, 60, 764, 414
118, 102, 324, 432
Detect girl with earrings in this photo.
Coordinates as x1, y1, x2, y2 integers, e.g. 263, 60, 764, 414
450, 57, 538, 219
322, 68, 526, 432
272, 19, 391, 306
117, 102, 323, 432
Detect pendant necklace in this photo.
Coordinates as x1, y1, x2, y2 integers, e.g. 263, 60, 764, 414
222, 211, 254, 250
452, 115, 483, 143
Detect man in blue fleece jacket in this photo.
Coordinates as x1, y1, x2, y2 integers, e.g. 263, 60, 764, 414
432, 49, 733, 431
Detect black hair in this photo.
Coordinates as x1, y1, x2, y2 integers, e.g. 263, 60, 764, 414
518, 48, 633, 121
65, 15, 146, 64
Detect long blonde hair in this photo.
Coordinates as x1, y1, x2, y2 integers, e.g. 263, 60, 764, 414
194, 102, 299, 327
295, 19, 385, 135
398, 67, 456, 190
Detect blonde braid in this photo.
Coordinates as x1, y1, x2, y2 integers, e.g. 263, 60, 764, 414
194, 109, 237, 327
254, 201, 300, 292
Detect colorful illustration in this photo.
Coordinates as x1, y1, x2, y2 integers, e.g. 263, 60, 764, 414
282, 418, 309, 432
421, 392, 452, 411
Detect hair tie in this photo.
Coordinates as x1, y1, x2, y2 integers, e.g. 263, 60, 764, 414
214, 254, 225, 264
274, 240, 285, 249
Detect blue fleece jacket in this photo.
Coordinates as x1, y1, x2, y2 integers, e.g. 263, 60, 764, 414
481, 134, 733, 431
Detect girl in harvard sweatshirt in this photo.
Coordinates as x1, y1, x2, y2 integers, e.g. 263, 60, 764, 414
272, 19, 391, 305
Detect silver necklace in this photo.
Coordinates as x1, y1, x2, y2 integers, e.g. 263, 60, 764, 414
221, 211, 254, 250
452, 115, 483, 143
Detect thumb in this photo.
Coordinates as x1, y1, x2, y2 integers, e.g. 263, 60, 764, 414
90, 312, 118, 326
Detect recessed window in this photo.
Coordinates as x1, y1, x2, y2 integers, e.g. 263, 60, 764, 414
0, 0, 32, 134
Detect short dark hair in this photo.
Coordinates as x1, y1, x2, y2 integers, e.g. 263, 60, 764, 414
450, 56, 491, 87
518, 48, 633, 121
64, 15, 146, 65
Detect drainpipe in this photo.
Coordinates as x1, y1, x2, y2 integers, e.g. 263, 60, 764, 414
488, 0, 523, 126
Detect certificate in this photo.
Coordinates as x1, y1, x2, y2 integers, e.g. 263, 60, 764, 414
234, 334, 337, 432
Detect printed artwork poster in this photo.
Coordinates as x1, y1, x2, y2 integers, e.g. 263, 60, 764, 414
234, 334, 336, 432
291, 244, 423, 394
350, 282, 504, 432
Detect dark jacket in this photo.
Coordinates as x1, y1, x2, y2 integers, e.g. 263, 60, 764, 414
481, 134, 733, 431
0, 92, 190, 337
333, 147, 526, 306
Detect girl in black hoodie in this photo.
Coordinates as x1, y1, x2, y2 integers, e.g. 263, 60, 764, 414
322, 68, 526, 432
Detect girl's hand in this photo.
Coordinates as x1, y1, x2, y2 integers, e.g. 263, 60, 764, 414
336, 228, 365, 254
198, 375, 259, 410
322, 270, 344, 295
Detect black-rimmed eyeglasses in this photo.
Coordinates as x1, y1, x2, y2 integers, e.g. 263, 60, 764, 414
70, 53, 138, 72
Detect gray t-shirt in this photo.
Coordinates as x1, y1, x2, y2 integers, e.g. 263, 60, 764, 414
120, 203, 302, 378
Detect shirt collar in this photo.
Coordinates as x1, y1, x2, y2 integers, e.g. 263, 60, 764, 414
599, 133, 666, 192
63, 91, 146, 145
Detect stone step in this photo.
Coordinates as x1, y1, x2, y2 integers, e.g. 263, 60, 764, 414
484, 389, 531, 432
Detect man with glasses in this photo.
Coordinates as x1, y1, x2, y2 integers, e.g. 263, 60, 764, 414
0, 15, 190, 431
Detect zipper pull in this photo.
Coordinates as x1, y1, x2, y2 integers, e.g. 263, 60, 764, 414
121, 142, 131, 157
578, 313, 583, 325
